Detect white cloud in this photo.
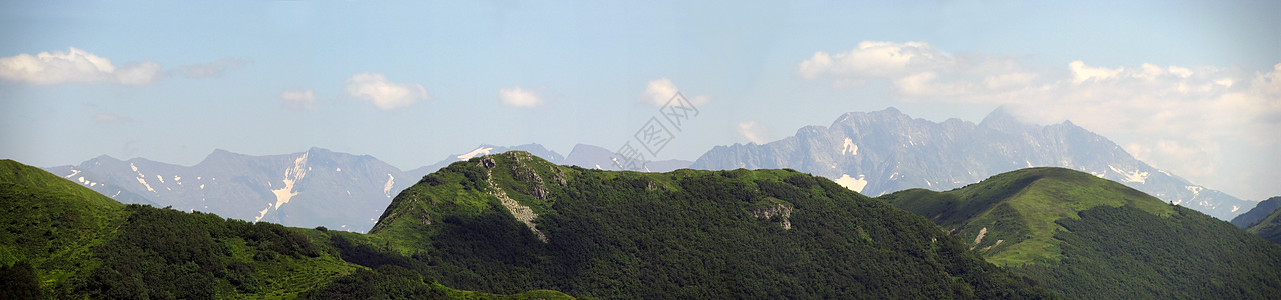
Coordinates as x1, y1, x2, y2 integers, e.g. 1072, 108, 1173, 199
178, 58, 250, 78
1068, 60, 1123, 83
0, 47, 162, 85
92, 113, 133, 123
797, 41, 1281, 199
641, 77, 710, 106
279, 89, 317, 111
498, 86, 544, 107
344, 72, 428, 110
797, 41, 951, 84
737, 121, 770, 144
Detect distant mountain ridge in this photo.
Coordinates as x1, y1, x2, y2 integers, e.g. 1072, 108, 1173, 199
689, 107, 1254, 220
43, 143, 693, 232
46, 147, 413, 232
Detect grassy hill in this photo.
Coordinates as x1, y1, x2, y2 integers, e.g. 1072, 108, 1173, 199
0, 159, 572, 299
1245, 198, 1281, 244
369, 151, 1057, 299
879, 167, 1281, 299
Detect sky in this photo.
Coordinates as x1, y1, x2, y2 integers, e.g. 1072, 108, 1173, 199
1, 1, 1278, 200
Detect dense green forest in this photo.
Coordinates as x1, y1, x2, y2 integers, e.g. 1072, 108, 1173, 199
369, 151, 1057, 299
879, 167, 1281, 299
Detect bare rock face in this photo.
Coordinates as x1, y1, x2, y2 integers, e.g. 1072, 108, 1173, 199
748, 202, 793, 230
691, 107, 1254, 220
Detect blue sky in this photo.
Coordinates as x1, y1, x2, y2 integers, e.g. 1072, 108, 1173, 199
2, 1, 1279, 199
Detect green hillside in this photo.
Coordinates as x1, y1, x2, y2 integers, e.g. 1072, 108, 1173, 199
0, 159, 572, 299
879, 167, 1281, 299
370, 151, 1057, 299
1246, 199, 1281, 244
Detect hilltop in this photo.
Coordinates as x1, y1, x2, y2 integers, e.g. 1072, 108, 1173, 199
879, 167, 1281, 298
369, 151, 1056, 298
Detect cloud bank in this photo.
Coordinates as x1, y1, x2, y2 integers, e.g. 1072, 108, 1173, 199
0, 48, 250, 85
344, 72, 428, 110
641, 78, 710, 106
279, 89, 317, 111
499, 86, 544, 107
0, 47, 162, 85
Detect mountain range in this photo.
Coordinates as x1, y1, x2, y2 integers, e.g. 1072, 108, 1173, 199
690, 107, 1255, 220
40, 107, 1256, 231
43, 144, 692, 232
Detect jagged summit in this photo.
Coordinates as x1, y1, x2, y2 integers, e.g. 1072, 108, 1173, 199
978, 105, 1034, 131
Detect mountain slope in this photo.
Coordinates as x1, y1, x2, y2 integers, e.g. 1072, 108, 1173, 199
1233, 196, 1281, 228
690, 107, 1254, 220
1, 159, 572, 299
371, 151, 1058, 299
878, 167, 1281, 299
0, 159, 127, 296
1244, 198, 1281, 244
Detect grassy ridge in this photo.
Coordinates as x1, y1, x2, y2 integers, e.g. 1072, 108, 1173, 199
878, 167, 1172, 265
1246, 202, 1281, 244
879, 167, 1281, 299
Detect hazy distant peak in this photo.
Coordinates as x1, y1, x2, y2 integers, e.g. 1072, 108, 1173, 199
199, 148, 244, 165
88, 154, 121, 163
978, 106, 1035, 131
832, 107, 908, 126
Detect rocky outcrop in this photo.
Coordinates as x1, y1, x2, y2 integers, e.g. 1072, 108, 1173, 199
748, 202, 793, 230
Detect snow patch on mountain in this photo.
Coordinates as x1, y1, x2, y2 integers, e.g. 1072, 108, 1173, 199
271, 152, 309, 210
383, 174, 395, 198
1186, 185, 1203, 197
136, 176, 155, 193
842, 138, 858, 155
255, 203, 271, 222
457, 147, 493, 160
834, 174, 869, 193
1108, 165, 1149, 184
